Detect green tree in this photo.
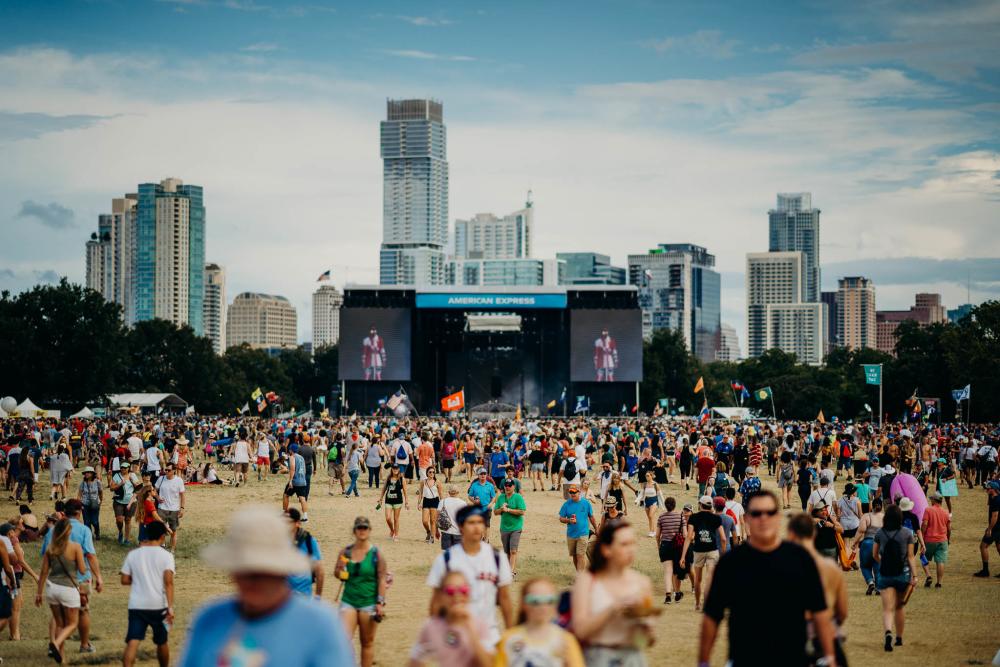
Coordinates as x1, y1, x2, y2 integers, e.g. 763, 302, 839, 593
641, 329, 702, 413
0, 280, 126, 408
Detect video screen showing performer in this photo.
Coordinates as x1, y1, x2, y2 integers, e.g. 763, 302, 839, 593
339, 308, 411, 381
570, 309, 642, 382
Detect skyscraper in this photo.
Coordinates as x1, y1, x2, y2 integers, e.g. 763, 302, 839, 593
876, 293, 948, 355
84, 194, 138, 323
746, 251, 824, 365
768, 193, 820, 303
134, 178, 206, 334
226, 292, 297, 351
453, 196, 533, 260
627, 243, 721, 363
379, 99, 449, 285
203, 263, 226, 355
312, 284, 343, 349
836, 276, 876, 350
556, 252, 626, 285
716, 323, 742, 362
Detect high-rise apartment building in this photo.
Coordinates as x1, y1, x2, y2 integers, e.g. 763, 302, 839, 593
379, 99, 449, 285
716, 323, 742, 362
876, 293, 948, 355
627, 244, 721, 363
454, 197, 532, 261
84, 194, 139, 323
556, 252, 626, 285
134, 178, 206, 334
446, 258, 563, 287
821, 291, 838, 349
312, 284, 343, 349
746, 251, 825, 365
203, 263, 226, 355
226, 292, 297, 351
836, 276, 876, 350
768, 193, 820, 303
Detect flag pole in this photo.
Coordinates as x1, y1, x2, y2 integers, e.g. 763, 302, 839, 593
770, 391, 776, 420
878, 364, 883, 428
635, 381, 639, 416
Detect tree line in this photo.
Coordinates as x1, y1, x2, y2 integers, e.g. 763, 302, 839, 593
2, 280, 997, 419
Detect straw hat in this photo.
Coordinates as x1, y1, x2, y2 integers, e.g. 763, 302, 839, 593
201, 506, 310, 576
898, 497, 915, 512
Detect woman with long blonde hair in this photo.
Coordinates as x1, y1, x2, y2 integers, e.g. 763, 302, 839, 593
35, 518, 86, 663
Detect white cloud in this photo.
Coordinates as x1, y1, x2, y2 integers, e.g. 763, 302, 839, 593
644, 30, 740, 59
380, 49, 474, 62
241, 42, 279, 52
396, 15, 454, 27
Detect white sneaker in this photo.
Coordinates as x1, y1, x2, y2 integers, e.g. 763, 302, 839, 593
647, 531, 655, 537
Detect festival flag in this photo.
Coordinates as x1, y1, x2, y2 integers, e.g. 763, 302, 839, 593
862, 364, 882, 386
740, 387, 750, 402
377, 397, 387, 407
952, 384, 970, 402
698, 401, 710, 424
817, 410, 826, 424
693, 377, 704, 394
559, 387, 567, 404
658, 398, 669, 408
440, 389, 465, 412
905, 389, 922, 417
620, 403, 628, 415
730, 380, 744, 392
386, 391, 405, 410
239, 402, 249, 415
251, 387, 267, 413
515, 404, 522, 421
864, 403, 872, 413
753, 387, 772, 401
631, 404, 638, 414
574, 396, 590, 414
316, 270, 331, 282
546, 399, 557, 409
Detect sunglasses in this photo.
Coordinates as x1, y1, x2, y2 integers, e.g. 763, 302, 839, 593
354, 525, 371, 531
748, 508, 780, 518
443, 585, 470, 597
524, 593, 559, 606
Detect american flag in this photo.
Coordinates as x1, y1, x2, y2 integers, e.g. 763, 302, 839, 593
386, 391, 405, 410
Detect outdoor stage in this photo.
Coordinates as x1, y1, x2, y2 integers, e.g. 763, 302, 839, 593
338, 285, 643, 415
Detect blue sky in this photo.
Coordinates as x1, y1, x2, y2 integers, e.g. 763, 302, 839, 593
1, 0, 998, 345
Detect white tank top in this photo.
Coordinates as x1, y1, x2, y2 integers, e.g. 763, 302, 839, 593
422, 481, 439, 499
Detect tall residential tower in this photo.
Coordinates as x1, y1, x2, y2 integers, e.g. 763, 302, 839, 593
312, 284, 343, 349
203, 263, 226, 355
379, 99, 449, 285
768, 193, 820, 303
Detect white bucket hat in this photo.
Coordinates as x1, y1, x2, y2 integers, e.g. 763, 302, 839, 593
201, 506, 310, 576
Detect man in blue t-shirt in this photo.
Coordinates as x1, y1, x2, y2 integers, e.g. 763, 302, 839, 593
558, 485, 598, 571
489, 445, 510, 488
468, 468, 498, 538
180, 506, 353, 667
286, 508, 323, 597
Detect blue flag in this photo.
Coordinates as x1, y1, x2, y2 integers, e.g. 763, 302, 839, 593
952, 384, 970, 402
574, 396, 590, 414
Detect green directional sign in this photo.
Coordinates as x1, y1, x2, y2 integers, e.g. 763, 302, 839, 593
862, 364, 882, 386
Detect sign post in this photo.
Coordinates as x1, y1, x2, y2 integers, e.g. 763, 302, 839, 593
862, 364, 883, 427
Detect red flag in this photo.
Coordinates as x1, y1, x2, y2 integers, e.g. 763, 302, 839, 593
631, 404, 638, 413
440, 389, 465, 412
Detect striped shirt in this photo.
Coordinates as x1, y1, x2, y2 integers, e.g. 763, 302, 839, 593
657, 511, 685, 543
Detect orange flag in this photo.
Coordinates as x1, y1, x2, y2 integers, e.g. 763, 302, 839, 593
441, 389, 465, 412
693, 377, 704, 394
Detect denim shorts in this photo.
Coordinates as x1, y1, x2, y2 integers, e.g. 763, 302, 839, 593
877, 569, 912, 592
339, 601, 376, 614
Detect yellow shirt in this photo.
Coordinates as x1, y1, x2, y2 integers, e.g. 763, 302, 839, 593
494, 623, 584, 667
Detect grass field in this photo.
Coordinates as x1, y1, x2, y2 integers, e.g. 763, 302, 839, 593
2, 467, 998, 666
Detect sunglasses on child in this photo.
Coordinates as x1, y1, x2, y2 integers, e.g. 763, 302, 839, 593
524, 593, 559, 606
443, 585, 471, 596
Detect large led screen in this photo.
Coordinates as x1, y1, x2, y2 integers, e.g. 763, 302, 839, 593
570, 309, 643, 382
338, 308, 411, 381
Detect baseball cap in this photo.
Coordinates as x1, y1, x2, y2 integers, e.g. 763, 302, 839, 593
699, 495, 713, 507
503, 478, 515, 486
568, 485, 580, 493
986, 480, 1000, 491
928, 491, 943, 501
712, 497, 726, 510
477, 468, 487, 475
353, 516, 371, 530
682, 503, 694, 512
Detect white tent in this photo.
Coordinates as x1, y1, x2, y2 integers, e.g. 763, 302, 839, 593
15, 398, 45, 417
712, 407, 753, 421
70, 406, 95, 419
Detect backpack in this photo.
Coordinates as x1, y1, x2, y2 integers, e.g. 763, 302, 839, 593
878, 472, 896, 499
443, 442, 456, 459
395, 443, 408, 461
563, 461, 577, 482
437, 505, 453, 532
879, 530, 906, 576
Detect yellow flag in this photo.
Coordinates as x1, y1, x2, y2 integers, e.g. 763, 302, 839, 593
693, 377, 704, 394
817, 410, 826, 424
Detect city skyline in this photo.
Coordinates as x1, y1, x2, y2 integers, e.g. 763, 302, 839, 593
2, 1, 998, 341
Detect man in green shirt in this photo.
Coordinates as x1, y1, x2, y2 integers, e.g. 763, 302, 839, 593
495, 479, 526, 575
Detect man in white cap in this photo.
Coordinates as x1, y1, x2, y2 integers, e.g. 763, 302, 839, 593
179, 506, 353, 666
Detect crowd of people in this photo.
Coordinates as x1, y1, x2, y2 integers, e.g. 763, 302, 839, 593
0, 413, 997, 665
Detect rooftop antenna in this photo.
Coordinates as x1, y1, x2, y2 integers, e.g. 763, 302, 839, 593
526, 189, 533, 208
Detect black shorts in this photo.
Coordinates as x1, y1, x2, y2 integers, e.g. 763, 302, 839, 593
982, 529, 1000, 546
126, 608, 169, 645
442, 459, 455, 469
422, 498, 440, 510
0, 584, 10, 620
285, 484, 309, 499
658, 541, 680, 563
